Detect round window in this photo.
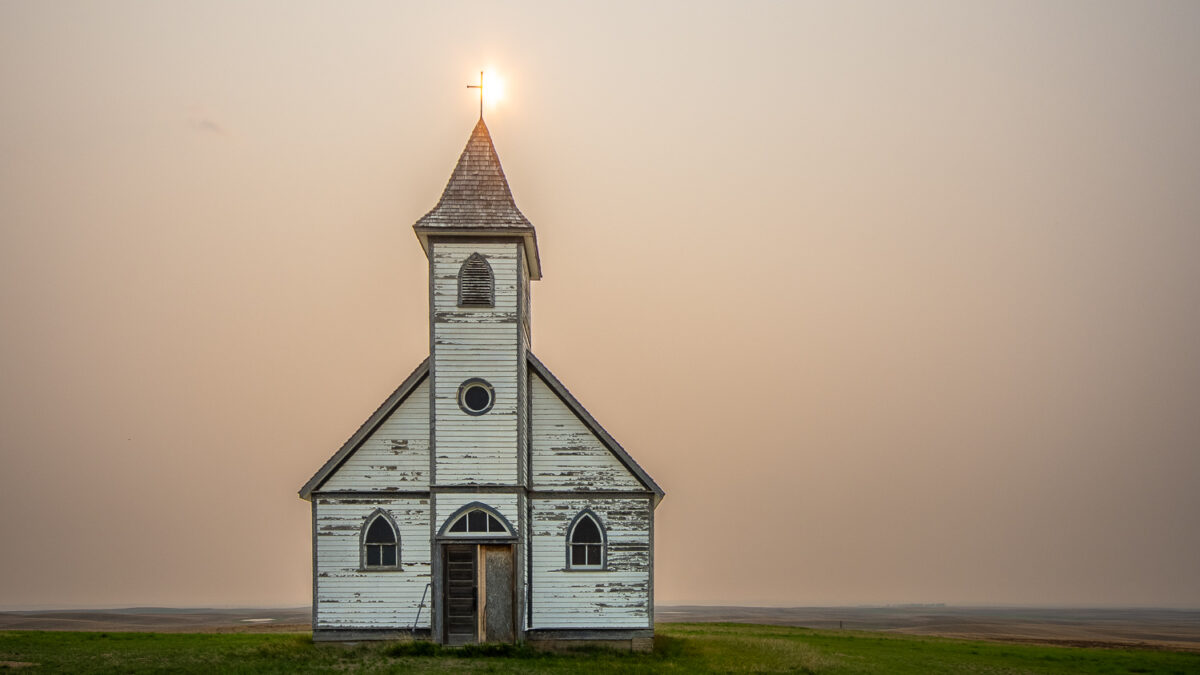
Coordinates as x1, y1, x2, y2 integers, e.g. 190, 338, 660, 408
457, 379, 494, 415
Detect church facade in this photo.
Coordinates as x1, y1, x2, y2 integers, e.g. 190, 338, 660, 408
298, 118, 663, 650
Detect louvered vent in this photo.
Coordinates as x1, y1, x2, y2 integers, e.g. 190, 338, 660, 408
458, 253, 494, 307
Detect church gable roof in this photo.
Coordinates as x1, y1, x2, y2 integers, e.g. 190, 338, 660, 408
531, 371, 643, 493
298, 358, 429, 500
529, 353, 665, 503
298, 353, 664, 503
414, 118, 533, 232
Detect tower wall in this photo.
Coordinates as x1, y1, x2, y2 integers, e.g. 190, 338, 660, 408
430, 239, 528, 486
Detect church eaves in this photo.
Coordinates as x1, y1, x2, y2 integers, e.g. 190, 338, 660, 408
414, 118, 541, 278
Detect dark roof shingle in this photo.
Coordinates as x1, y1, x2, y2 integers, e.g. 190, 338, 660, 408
414, 118, 533, 231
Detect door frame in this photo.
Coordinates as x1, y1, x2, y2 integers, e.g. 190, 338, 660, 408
437, 539, 517, 644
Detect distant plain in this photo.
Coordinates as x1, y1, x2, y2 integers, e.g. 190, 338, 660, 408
2, 605, 1197, 651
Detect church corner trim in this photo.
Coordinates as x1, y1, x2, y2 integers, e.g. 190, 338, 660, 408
527, 352, 665, 504
298, 357, 431, 501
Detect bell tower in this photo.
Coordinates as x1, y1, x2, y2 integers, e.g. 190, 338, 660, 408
413, 118, 541, 488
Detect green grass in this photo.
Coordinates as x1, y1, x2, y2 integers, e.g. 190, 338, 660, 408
1, 623, 1197, 673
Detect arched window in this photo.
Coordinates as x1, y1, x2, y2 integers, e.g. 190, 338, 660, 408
361, 510, 400, 570
458, 253, 494, 307
446, 508, 509, 534
437, 502, 516, 539
568, 511, 606, 570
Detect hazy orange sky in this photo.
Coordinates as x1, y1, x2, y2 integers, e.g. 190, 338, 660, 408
2, 1, 1199, 610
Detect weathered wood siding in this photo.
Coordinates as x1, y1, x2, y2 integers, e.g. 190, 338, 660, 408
431, 241, 521, 485
314, 496, 432, 629
320, 379, 430, 491
529, 497, 651, 628
530, 375, 643, 491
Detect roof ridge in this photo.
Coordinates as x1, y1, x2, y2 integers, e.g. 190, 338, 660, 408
297, 358, 430, 500
527, 352, 665, 503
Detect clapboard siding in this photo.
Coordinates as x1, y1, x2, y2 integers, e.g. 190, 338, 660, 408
314, 496, 432, 629
531, 375, 642, 491
320, 379, 430, 491
530, 497, 651, 628
432, 241, 521, 485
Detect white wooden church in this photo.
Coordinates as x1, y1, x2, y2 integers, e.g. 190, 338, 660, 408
298, 116, 664, 650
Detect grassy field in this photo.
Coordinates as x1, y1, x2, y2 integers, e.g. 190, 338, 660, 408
2, 623, 1198, 673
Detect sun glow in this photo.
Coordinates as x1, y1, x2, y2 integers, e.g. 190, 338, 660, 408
483, 70, 504, 108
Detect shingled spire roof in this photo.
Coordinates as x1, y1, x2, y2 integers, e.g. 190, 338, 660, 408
413, 118, 541, 278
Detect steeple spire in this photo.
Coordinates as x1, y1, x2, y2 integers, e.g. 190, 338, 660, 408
413, 118, 541, 279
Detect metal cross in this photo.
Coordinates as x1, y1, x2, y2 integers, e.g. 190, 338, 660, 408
466, 71, 483, 118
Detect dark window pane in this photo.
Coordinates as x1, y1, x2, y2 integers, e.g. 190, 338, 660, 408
449, 517, 467, 532
381, 545, 397, 566
467, 510, 487, 532
366, 516, 395, 544
367, 545, 380, 566
572, 516, 601, 543
464, 386, 491, 412
571, 545, 587, 566
587, 545, 601, 566
487, 514, 505, 533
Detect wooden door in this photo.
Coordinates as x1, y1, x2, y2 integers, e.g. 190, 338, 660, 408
443, 545, 477, 645
479, 545, 514, 643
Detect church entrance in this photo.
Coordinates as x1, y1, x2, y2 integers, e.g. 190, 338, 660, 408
441, 543, 514, 645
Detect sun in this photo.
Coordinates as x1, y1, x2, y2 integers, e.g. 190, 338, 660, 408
467, 69, 506, 115
483, 70, 504, 108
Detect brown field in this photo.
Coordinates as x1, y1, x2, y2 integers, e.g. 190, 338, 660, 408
2, 605, 1198, 651
659, 606, 1200, 651
0, 607, 310, 633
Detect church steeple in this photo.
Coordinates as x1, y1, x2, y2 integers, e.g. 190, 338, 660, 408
413, 118, 541, 279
